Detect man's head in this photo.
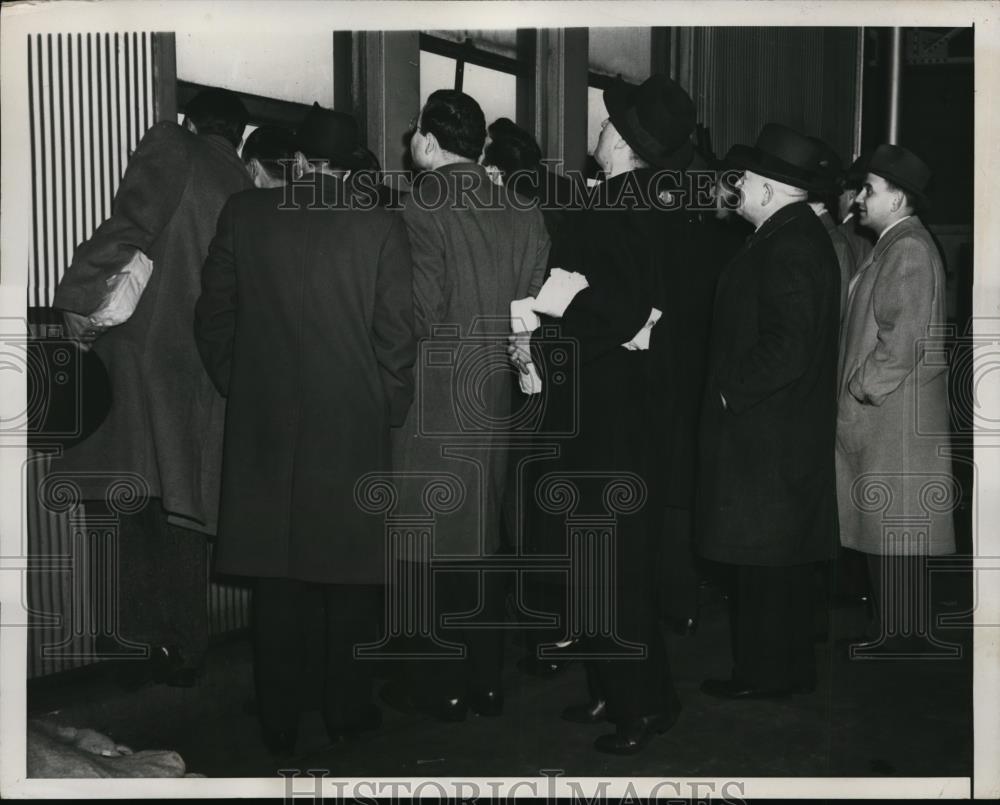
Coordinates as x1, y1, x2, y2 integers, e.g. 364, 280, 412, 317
725, 124, 825, 227
183, 89, 249, 148
482, 117, 542, 184
294, 103, 361, 176
734, 169, 808, 227
242, 125, 296, 188
855, 173, 919, 233
855, 144, 929, 234
409, 90, 486, 171
593, 117, 650, 177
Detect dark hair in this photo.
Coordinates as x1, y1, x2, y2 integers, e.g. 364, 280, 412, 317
185, 88, 249, 148
483, 118, 542, 178
419, 89, 486, 161
242, 125, 296, 178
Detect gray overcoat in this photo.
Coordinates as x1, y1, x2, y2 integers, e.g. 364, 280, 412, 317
836, 216, 956, 555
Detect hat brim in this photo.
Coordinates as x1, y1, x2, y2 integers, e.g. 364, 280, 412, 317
869, 169, 930, 209
726, 144, 826, 192
603, 81, 695, 171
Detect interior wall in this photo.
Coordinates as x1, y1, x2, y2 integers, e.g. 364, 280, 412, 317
175, 31, 334, 107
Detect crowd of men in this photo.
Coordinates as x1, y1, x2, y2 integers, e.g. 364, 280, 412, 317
53, 74, 954, 758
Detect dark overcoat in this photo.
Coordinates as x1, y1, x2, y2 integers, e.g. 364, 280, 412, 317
526, 169, 716, 557
194, 174, 416, 584
392, 162, 549, 559
697, 201, 841, 567
53, 122, 253, 532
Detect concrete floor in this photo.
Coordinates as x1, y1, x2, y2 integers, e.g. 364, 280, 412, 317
28, 576, 973, 779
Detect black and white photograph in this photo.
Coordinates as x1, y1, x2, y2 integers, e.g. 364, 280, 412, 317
0, 0, 997, 799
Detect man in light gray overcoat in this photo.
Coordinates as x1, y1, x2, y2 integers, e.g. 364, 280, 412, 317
836, 144, 956, 651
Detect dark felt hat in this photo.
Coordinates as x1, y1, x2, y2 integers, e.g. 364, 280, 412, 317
867, 144, 931, 206
725, 123, 827, 191
604, 74, 696, 170
808, 136, 845, 196
296, 102, 361, 168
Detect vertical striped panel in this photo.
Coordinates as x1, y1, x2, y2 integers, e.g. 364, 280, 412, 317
690, 27, 859, 164
27, 33, 155, 308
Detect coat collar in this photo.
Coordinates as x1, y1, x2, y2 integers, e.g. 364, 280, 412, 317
854, 215, 925, 276
817, 209, 836, 234
747, 201, 814, 247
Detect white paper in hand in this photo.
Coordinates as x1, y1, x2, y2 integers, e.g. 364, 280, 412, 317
622, 307, 662, 351
532, 268, 589, 318
88, 250, 154, 329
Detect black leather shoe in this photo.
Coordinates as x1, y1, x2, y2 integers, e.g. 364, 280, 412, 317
470, 689, 504, 717
594, 711, 678, 755
700, 678, 792, 700
262, 727, 298, 757
561, 698, 608, 724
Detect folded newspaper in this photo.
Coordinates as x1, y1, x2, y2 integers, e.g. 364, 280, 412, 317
87, 249, 154, 330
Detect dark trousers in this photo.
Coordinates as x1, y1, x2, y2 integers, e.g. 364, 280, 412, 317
657, 506, 701, 623
585, 515, 678, 722
97, 498, 209, 668
400, 564, 504, 700
729, 563, 817, 689
252, 578, 381, 733
866, 553, 928, 639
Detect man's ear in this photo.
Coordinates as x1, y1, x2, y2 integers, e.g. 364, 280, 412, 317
423, 131, 438, 157
890, 190, 903, 212
761, 182, 773, 206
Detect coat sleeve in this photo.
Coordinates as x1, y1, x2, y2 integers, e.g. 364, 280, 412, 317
53, 122, 191, 315
401, 199, 447, 338
848, 237, 937, 406
193, 197, 238, 397
373, 215, 418, 427
526, 211, 551, 297
558, 222, 652, 363
719, 237, 824, 414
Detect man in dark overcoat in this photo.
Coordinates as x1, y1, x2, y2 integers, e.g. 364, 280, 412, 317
388, 90, 549, 721
521, 75, 714, 755
697, 123, 841, 700
194, 104, 416, 754
53, 89, 253, 684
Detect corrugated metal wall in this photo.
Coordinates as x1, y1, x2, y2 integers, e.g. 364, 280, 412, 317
687, 27, 860, 163
27, 33, 155, 307
25, 33, 251, 679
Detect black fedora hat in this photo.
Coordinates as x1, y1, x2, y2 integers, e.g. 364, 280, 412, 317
843, 151, 870, 189
808, 136, 845, 196
726, 123, 826, 190
604, 74, 696, 170
296, 102, 361, 168
867, 144, 931, 207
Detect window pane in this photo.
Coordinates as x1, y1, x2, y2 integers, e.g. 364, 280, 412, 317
420, 51, 457, 108
588, 28, 651, 82
588, 85, 608, 156
462, 63, 517, 127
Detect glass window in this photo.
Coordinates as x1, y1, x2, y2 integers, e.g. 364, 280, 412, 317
420, 50, 457, 109
587, 85, 608, 156
462, 63, 517, 126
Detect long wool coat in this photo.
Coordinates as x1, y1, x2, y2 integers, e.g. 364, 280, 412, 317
52, 122, 253, 532
523, 168, 716, 571
392, 162, 549, 559
697, 201, 841, 567
836, 216, 955, 555
194, 174, 416, 584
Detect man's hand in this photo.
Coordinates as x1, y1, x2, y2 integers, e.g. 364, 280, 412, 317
62, 311, 101, 351
507, 330, 533, 374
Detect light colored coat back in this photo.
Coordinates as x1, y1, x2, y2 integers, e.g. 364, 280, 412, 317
836, 216, 955, 555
